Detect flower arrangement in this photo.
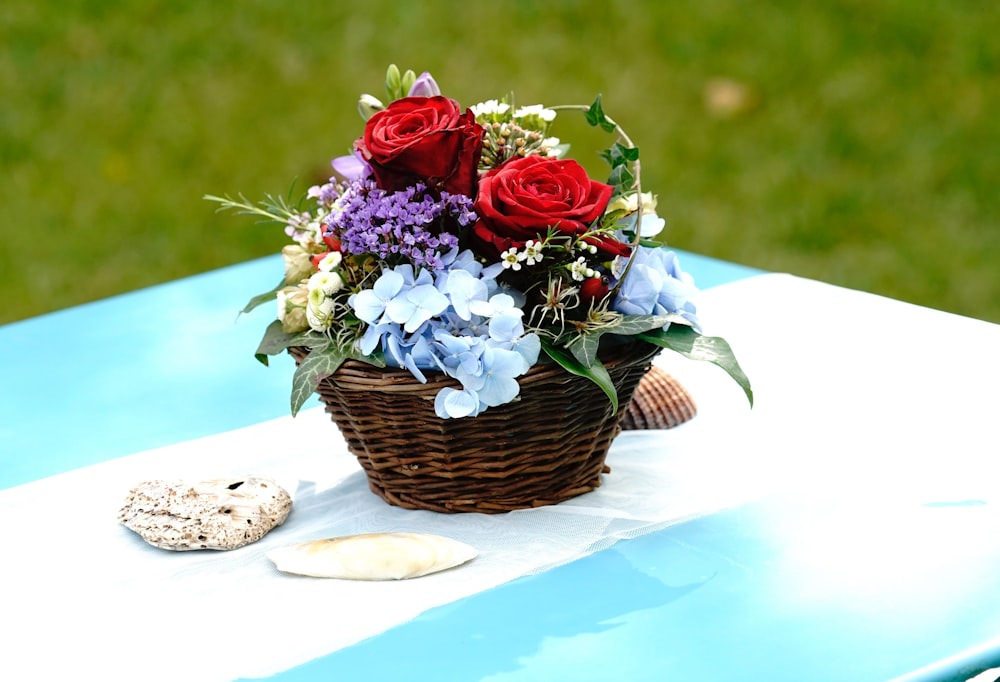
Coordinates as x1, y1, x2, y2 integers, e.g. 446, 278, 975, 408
208, 65, 752, 420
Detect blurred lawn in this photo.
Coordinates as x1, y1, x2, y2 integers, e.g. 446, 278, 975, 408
2, 0, 998, 325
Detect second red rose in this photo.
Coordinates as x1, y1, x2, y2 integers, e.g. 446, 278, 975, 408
471, 155, 629, 260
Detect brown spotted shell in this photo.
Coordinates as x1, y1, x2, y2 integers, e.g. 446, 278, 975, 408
620, 365, 697, 430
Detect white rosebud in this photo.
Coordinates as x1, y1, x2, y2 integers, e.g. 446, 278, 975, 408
281, 245, 314, 284
277, 284, 310, 333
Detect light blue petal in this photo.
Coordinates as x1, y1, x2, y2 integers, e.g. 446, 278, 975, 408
488, 293, 516, 314
510, 332, 541, 366
358, 322, 387, 356
446, 270, 489, 321
403, 352, 428, 383
434, 387, 480, 419
477, 373, 520, 407
373, 270, 405, 299
467, 299, 495, 318
404, 284, 449, 332
385, 296, 417, 325
489, 347, 530, 377
488, 313, 524, 343
474, 347, 526, 407
614, 264, 661, 315
351, 289, 386, 324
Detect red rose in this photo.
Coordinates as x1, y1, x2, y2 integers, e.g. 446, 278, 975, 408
358, 96, 483, 196
471, 155, 629, 260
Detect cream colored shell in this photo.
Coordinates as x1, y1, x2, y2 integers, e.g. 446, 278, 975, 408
118, 475, 292, 551
267, 532, 477, 580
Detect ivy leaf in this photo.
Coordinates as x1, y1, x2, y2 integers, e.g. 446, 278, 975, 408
254, 321, 294, 365
254, 322, 331, 366
612, 314, 679, 336
607, 163, 636, 191
289, 346, 350, 416
639, 326, 754, 406
585, 95, 618, 133
598, 142, 640, 167
566, 332, 601, 368
241, 279, 285, 314
564, 314, 676, 367
541, 339, 619, 414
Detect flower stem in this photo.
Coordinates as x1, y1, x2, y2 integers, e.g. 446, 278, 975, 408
549, 104, 644, 298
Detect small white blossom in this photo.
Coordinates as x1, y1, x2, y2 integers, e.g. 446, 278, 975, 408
522, 240, 544, 266
610, 255, 628, 279
569, 257, 594, 282
541, 137, 563, 157
514, 104, 557, 122
471, 99, 510, 118
500, 247, 523, 271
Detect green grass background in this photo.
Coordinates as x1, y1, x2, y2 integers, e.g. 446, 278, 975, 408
3, 0, 998, 325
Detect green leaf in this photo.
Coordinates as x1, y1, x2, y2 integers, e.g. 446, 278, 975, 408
566, 331, 600, 367
639, 326, 754, 406
585, 95, 618, 133
241, 279, 285, 314
607, 164, 636, 192
598, 142, 640, 167
289, 346, 350, 416
612, 314, 679, 336
541, 340, 619, 413
253, 322, 331, 365
565, 314, 676, 367
254, 320, 292, 365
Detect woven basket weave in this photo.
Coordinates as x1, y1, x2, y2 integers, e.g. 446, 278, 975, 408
292, 342, 674, 513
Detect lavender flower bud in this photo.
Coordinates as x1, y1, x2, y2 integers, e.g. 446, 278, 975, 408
408, 71, 441, 97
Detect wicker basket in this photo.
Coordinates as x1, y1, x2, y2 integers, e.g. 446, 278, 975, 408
291, 342, 677, 513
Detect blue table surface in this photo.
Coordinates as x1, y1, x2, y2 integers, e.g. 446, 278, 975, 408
3, 252, 998, 682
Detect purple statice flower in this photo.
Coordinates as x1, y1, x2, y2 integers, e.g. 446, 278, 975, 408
325, 178, 476, 270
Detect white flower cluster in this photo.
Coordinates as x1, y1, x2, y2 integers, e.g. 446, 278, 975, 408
499, 239, 545, 272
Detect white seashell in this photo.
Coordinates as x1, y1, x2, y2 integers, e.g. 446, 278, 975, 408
267, 532, 477, 580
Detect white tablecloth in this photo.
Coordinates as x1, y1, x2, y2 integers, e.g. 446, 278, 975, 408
2, 274, 998, 681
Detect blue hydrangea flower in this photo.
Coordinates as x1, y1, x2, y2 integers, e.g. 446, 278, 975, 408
465, 346, 531, 408
612, 247, 701, 330
348, 250, 540, 419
